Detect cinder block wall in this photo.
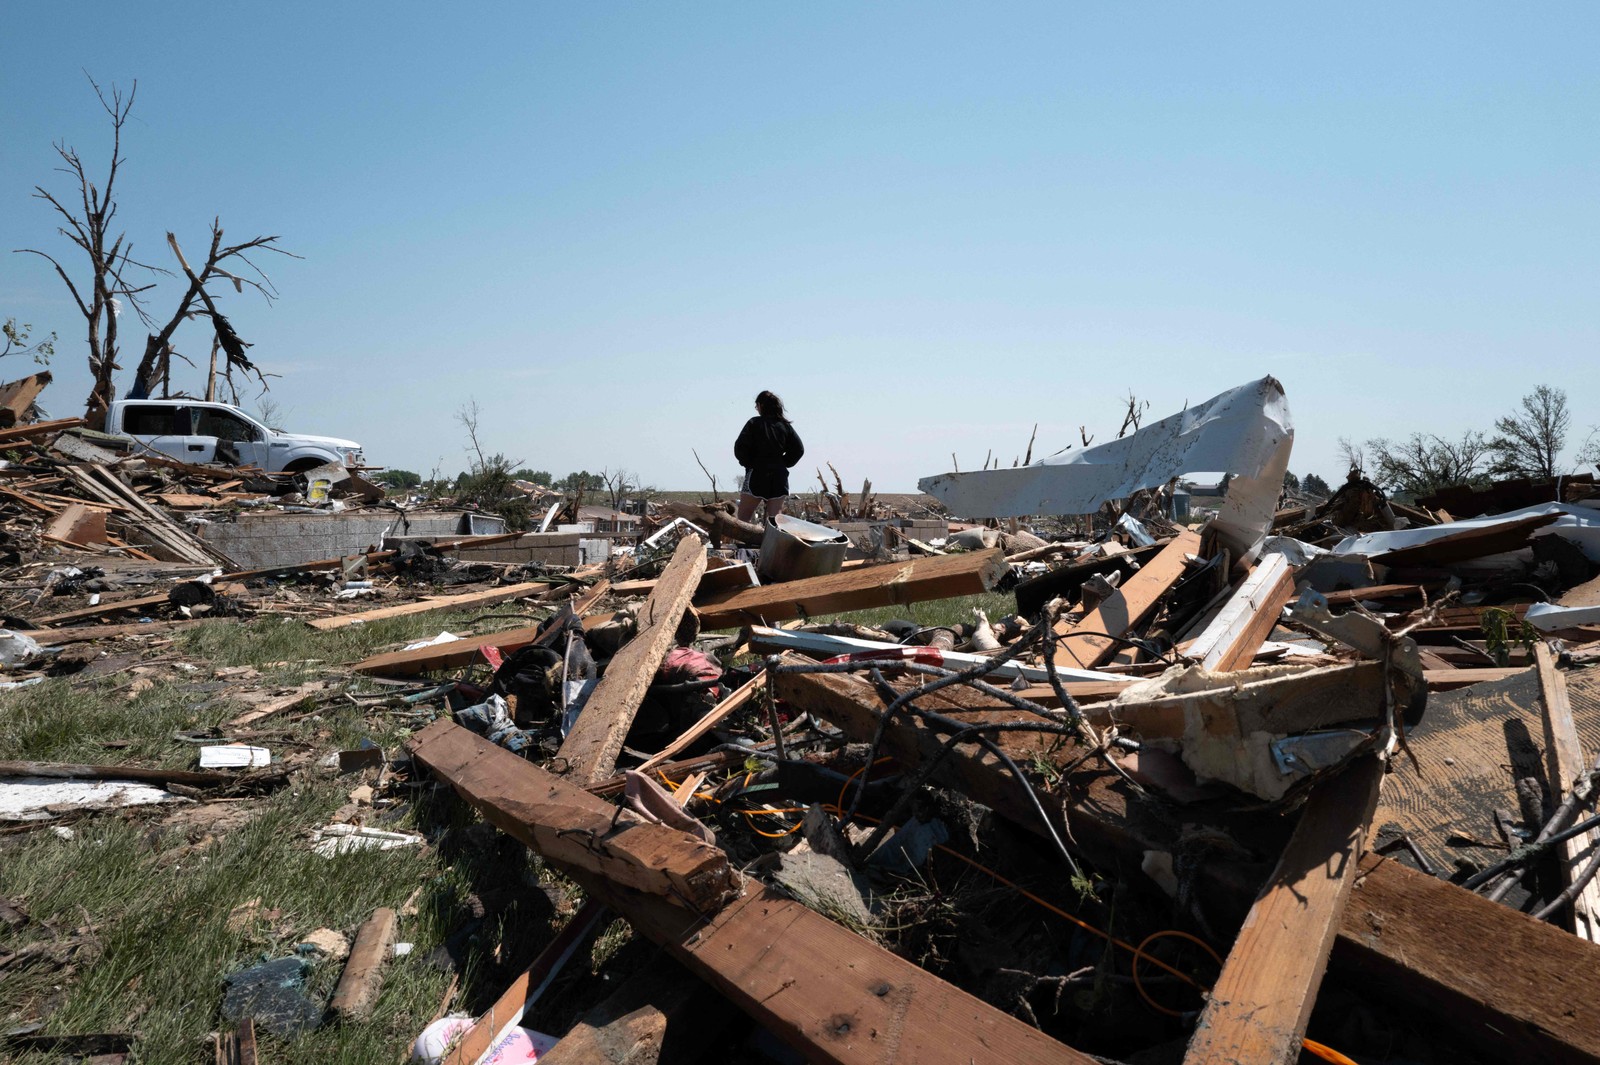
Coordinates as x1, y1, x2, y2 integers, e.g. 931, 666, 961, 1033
197, 511, 504, 569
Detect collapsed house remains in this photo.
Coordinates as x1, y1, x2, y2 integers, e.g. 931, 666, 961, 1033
3, 371, 1600, 1064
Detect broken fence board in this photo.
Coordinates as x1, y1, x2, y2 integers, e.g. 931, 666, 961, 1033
329, 907, 397, 1020
1054, 530, 1201, 670
1184, 755, 1383, 1065
1535, 643, 1600, 941
558, 536, 706, 785
307, 580, 555, 631
695, 548, 1008, 630
408, 718, 737, 910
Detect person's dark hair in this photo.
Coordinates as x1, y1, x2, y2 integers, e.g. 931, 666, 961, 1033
755, 390, 788, 421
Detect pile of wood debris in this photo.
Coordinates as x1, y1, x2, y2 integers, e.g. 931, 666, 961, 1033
3, 374, 1600, 1064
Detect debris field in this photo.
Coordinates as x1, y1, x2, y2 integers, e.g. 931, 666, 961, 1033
2, 373, 1599, 1065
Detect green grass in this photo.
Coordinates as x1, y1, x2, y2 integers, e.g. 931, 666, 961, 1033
0, 607, 594, 1063
799, 590, 1017, 632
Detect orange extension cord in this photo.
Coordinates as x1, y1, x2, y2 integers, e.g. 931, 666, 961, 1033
663, 760, 1359, 1063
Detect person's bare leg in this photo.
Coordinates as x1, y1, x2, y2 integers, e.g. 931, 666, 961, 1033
737, 493, 761, 522
766, 495, 786, 518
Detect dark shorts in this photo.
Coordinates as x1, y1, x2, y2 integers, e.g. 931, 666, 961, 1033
741, 467, 789, 499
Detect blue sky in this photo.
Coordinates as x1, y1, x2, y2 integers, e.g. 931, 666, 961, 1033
3, 3, 1596, 490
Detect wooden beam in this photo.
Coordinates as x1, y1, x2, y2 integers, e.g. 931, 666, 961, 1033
695, 548, 1008, 630
636, 671, 766, 773
538, 958, 722, 1065
307, 579, 554, 631
31, 591, 172, 627
408, 718, 737, 910
558, 535, 707, 785
329, 907, 398, 1019
1535, 643, 1600, 941
0, 759, 286, 791
1334, 855, 1600, 1065
419, 723, 1100, 1065
1186, 552, 1297, 672
0, 416, 83, 444
0, 371, 52, 428
1184, 756, 1383, 1065
1424, 666, 1531, 691
1053, 530, 1200, 669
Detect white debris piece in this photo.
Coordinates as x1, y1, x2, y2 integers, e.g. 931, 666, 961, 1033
313, 823, 425, 857
0, 778, 176, 822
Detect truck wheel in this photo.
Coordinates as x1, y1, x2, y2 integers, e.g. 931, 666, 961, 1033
284, 457, 330, 475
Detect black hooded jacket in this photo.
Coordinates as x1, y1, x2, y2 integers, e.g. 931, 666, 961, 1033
734, 415, 804, 474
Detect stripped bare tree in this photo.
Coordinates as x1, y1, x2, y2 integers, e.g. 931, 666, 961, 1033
14, 77, 157, 425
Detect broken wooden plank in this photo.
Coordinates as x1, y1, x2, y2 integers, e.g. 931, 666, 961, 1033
351, 624, 544, 676
0, 371, 51, 428
329, 907, 398, 1020
1424, 666, 1531, 691
43, 504, 108, 547
422, 723, 1100, 1065
538, 957, 722, 1065
695, 548, 1007, 630
0, 416, 83, 444
1535, 643, 1600, 941
636, 671, 766, 773
1186, 551, 1297, 672
31, 618, 192, 645
1335, 854, 1600, 1065
1184, 755, 1384, 1065
31, 591, 173, 627
0, 760, 287, 791
558, 536, 707, 785
307, 580, 554, 631
1054, 530, 1201, 669
408, 718, 737, 909
439, 901, 611, 1065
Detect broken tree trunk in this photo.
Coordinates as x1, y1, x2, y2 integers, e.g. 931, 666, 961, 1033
1535, 643, 1600, 941
1183, 755, 1384, 1065
557, 535, 706, 785
660, 500, 765, 548
1053, 530, 1200, 669
696, 548, 1008, 630
408, 719, 737, 910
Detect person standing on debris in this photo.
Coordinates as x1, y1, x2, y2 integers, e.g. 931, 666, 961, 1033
735, 390, 804, 522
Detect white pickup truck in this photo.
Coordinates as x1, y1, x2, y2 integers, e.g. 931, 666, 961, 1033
104, 399, 364, 474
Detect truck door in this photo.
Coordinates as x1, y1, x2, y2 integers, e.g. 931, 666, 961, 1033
193, 406, 265, 468
120, 404, 207, 462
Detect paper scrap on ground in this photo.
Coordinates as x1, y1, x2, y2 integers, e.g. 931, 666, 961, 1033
199, 744, 271, 769
401, 632, 462, 652
918, 376, 1293, 557
312, 823, 424, 857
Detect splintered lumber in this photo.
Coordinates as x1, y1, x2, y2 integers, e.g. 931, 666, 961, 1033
60, 464, 231, 566
31, 591, 173, 627
695, 548, 1007, 630
1183, 756, 1384, 1065
350, 581, 612, 675
408, 718, 737, 910
660, 500, 765, 547
0, 371, 51, 428
1185, 551, 1297, 672
32, 618, 191, 644
1535, 643, 1600, 941
538, 958, 720, 1065
1334, 855, 1600, 1065
0, 416, 84, 444
329, 907, 397, 1020
1424, 666, 1530, 691
1014, 539, 1166, 617
307, 579, 554, 631
0, 760, 286, 791
439, 901, 611, 1065
43, 504, 108, 547
558, 536, 706, 785
636, 671, 766, 773
777, 667, 1600, 1065
1054, 530, 1201, 669
418, 720, 1098, 1065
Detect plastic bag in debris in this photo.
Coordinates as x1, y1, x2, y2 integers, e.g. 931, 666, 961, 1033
657, 646, 722, 686
455, 694, 536, 754
0, 630, 44, 669
949, 527, 1000, 550
221, 956, 322, 1038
